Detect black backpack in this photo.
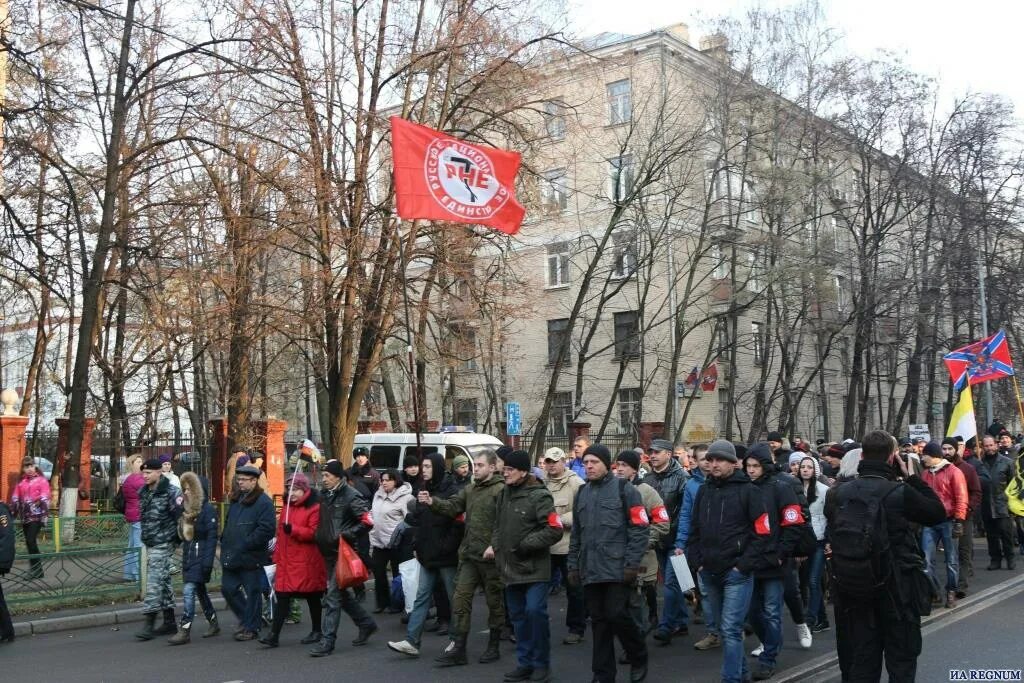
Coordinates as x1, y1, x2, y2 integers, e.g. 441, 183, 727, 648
113, 486, 127, 514
827, 479, 901, 599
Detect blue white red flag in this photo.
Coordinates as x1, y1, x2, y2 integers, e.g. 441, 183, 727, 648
943, 330, 1014, 390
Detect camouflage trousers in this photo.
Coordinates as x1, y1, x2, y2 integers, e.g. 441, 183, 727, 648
142, 543, 176, 614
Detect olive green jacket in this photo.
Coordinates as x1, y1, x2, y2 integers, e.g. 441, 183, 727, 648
430, 472, 505, 562
491, 475, 562, 585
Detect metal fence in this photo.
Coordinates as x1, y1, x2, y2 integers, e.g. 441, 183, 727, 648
517, 433, 638, 455
5, 513, 226, 611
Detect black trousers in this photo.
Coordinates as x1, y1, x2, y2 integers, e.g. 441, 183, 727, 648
983, 516, 1015, 564
370, 546, 411, 610
783, 561, 805, 624
22, 522, 42, 576
0, 578, 13, 639
271, 591, 323, 637
584, 582, 648, 683
834, 592, 921, 682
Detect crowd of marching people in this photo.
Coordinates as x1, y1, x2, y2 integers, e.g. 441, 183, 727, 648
1, 424, 1023, 683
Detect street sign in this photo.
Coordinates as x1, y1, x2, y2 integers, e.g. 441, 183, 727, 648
506, 402, 522, 436
909, 423, 930, 443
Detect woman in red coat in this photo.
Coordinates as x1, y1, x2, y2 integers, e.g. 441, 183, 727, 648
259, 472, 326, 648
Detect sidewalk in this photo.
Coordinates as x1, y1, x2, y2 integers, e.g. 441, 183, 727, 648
10, 596, 229, 637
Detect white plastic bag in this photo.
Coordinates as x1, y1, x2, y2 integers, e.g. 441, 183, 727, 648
398, 559, 421, 614
669, 552, 696, 593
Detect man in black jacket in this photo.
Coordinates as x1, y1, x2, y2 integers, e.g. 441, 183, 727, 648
743, 444, 805, 680
824, 430, 945, 682
687, 440, 770, 683
136, 458, 183, 641
0, 501, 15, 643
310, 460, 377, 657
644, 438, 690, 645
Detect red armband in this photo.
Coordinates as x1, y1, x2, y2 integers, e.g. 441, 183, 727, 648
547, 511, 563, 529
359, 511, 374, 527
651, 505, 670, 524
629, 505, 650, 526
754, 512, 771, 536
780, 504, 805, 527
455, 513, 466, 523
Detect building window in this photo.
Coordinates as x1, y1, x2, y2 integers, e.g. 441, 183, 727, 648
547, 242, 570, 287
751, 321, 765, 365
835, 275, 849, 312
455, 398, 477, 431
607, 79, 631, 125
618, 387, 641, 434
718, 390, 730, 436
550, 391, 573, 437
747, 250, 764, 292
717, 319, 730, 356
541, 168, 568, 211
451, 325, 477, 372
547, 318, 571, 366
608, 155, 635, 202
611, 231, 637, 278
839, 338, 850, 373
711, 243, 728, 280
613, 310, 640, 360
543, 100, 566, 140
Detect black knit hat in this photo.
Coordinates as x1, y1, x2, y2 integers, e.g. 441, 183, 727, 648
323, 460, 345, 478
922, 441, 943, 458
942, 437, 959, 450
583, 443, 612, 469
615, 449, 640, 471
767, 431, 784, 443
403, 454, 420, 468
505, 449, 531, 472
496, 445, 514, 461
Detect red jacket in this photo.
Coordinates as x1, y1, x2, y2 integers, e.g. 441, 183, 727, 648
954, 460, 982, 515
922, 461, 968, 521
272, 490, 327, 593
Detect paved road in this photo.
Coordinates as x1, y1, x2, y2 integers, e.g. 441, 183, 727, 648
3, 541, 1020, 682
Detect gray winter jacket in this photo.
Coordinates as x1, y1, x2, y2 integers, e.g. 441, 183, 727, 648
139, 475, 182, 547
978, 453, 1014, 518
568, 473, 649, 585
643, 459, 688, 550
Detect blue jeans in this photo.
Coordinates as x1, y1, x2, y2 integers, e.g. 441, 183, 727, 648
749, 577, 784, 668
701, 568, 753, 683
506, 582, 551, 670
405, 563, 456, 646
922, 520, 959, 592
182, 581, 215, 626
124, 522, 141, 580
221, 568, 264, 632
697, 571, 719, 635
806, 541, 828, 626
657, 547, 689, 631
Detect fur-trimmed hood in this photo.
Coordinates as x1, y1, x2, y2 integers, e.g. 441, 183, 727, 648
178, 471, 205, 541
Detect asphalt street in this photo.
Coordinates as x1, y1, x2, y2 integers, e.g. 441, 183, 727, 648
3, 541, 1021, 682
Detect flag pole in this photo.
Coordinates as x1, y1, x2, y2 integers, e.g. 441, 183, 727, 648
399, 220, 424, 460
1011, 374, 1024, 431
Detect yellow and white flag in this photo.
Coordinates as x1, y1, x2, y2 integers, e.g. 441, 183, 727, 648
946, 382, 977, 443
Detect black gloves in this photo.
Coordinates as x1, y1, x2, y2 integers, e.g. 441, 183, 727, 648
623, 566, 639, 585
283, 523, 293, 535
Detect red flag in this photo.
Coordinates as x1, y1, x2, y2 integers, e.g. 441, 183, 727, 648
701, 361, 719, 392
390, 116, 526, 235
683, 366, 699, 390
943, 330, 1014, 389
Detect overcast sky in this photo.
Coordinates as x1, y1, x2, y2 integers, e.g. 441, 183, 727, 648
569, 0, 1024, 114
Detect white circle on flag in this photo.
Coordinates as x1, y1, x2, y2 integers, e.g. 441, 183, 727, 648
424, 139, 510, 220
784, 508, 798, 523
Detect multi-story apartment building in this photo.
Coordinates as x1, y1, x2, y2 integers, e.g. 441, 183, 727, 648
404, 23, 941, 447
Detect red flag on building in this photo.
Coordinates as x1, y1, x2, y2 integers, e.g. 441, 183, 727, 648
390, 116, 526, 235
701, 361, 719, 392
683, 366, 699, 390
943, 330, 1014, 390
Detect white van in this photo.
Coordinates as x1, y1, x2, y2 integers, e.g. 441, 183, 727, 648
353, 432, 504, 472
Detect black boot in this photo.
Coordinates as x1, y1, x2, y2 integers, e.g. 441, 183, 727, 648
435, 634, 468, 666
300, 630, 323, 645
479, 628, 501, 664
258, 630, 280, 648
135, 613, 157, 641
153, 608, 177, 636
